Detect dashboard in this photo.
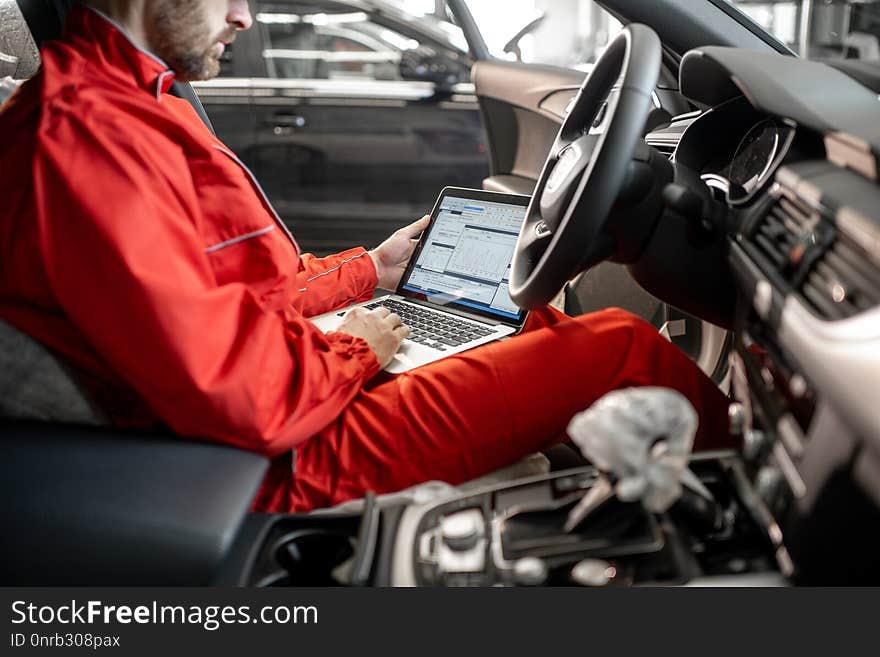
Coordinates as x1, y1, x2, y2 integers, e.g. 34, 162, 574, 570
725, 119, 794, 202
641, 46, 880, 583
668, 97, 807, 206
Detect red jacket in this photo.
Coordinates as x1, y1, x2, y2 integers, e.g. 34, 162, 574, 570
0, 7, 382, 456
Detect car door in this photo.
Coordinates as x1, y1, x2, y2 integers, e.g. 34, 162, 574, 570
447, 0, 722, 375
225, 0, 489, 256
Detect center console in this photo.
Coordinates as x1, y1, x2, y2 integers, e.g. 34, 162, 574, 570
386, 453, 785, 586
229, 434, 877, 587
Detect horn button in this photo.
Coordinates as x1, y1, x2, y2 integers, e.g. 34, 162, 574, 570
540, 134, 597, 230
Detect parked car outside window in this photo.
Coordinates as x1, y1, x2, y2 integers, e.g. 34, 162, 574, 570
194, 0, 487, 256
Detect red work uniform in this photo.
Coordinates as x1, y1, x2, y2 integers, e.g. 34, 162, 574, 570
0, 7, 734, 512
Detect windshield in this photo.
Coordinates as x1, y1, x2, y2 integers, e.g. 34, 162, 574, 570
723, 0, 880, 60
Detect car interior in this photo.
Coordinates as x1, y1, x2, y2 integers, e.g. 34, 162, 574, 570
2, 0, 879, 586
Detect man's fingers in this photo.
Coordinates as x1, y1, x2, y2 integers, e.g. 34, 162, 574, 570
398, 215, 430, 239
370, 306, 391, 318
392, 324, 411, 341
384, 312, 404, 329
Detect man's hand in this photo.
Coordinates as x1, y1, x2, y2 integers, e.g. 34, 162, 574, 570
369, 216, 431, 291
333, 306, 410, 369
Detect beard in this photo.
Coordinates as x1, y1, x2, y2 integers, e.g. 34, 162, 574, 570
145, 0, 235, 81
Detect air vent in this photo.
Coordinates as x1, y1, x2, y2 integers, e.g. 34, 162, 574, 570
801, 231, 880, 320
751, 191, 880, 320
752, 194, 818, 281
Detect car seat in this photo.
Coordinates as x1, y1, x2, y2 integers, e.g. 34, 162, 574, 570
0, 0, 560, 584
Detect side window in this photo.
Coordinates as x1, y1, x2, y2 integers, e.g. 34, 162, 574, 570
462, 0, 622, 70
256, 7, 415, 81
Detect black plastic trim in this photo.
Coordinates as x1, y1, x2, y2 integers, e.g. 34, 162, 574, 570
446, 0, 489, 60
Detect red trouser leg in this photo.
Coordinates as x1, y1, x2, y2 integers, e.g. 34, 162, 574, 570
277, 307, 734, 512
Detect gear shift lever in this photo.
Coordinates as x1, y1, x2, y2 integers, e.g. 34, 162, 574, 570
564, 387, 707, 532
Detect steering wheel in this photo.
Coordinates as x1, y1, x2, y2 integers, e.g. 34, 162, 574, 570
508, 24, 662, 309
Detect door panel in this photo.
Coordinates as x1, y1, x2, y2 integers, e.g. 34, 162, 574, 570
473, 60, 583, 188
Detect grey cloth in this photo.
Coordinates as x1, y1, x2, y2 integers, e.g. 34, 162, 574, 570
0, 0, 41, 79
0, 319, 105, 425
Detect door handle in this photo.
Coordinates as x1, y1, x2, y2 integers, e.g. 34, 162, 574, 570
266, 113, 307, 136
266, 113, 307, 130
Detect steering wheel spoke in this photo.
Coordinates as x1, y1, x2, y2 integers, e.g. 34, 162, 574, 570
540, 133, 599, 229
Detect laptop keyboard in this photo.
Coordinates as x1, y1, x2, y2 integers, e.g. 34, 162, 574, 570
359, 299, 494, 351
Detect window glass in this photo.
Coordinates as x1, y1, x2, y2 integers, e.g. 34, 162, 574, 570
723, 0, 880, 60
460, 0, 622, 70
258, 8, 415, 80
385, 0, 471, 52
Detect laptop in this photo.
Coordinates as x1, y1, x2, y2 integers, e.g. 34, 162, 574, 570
310, 187, 531, 373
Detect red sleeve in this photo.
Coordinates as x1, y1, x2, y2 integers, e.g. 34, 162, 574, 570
33, 106, 380, 457
296, 248, 378, 317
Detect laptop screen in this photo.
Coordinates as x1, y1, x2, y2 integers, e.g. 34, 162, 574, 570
400, 194, 528, 323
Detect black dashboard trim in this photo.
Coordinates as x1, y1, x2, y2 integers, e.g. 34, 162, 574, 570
680, 47, 880, 160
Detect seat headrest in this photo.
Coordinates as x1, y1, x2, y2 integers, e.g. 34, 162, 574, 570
0, 0, 41, 79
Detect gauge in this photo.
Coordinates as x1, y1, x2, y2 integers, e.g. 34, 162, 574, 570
727, 118, 795, 204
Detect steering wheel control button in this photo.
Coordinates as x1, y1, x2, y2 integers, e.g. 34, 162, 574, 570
546, 146, 579, 193
535, 221, 552, 238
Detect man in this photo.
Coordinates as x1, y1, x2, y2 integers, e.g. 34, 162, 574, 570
0, 0, 734, 512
